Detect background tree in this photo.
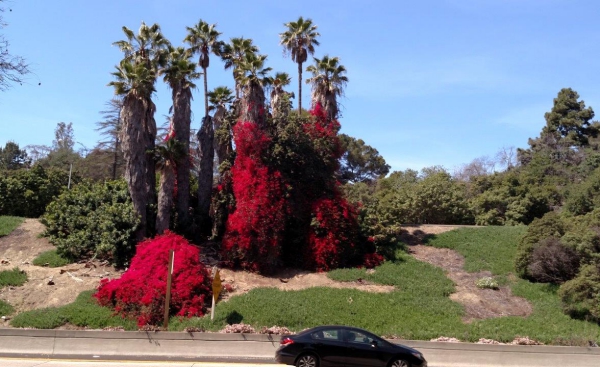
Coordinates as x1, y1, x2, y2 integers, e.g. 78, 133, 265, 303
154, 139, 185, 234
306, 55, 347, 121
0, 1, 31, 91
160, 46, 200, 230
338, 134, 389, 183
280, 16, 320, 115
95, 97, 124, 180
237, 52, 272, 126
0, 141, 30, 170
110, 22, 170, 240
269, 72, 293, 119
208, 86, 234, 167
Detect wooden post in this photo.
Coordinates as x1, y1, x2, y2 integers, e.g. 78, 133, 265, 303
163, 249, 174, 330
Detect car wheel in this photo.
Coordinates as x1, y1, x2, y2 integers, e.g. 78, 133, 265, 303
296, 353, 319, 367
390, 359, 410, 367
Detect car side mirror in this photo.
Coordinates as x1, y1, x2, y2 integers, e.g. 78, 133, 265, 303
370, 340, 378, 348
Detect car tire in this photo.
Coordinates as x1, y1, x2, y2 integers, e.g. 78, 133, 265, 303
296, 353, 319, 367
390, 359, 410, 367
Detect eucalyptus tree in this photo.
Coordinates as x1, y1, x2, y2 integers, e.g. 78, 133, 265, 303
95, 97, 124, 180
110, 22, 170, 239
279, 17, 320, 115
269, 72, 292, 119
208, 86, 235, 166
217, 37, 259, 99
0, 0, 31, 91
237, 53, 272, 126
160, 46, 200, 229
306, 55, 348, 121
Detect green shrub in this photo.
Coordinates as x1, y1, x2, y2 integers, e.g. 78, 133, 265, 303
0, 299, 14, 316
0, 165, 70, 217
32, 250, 72, 267
0, 267, 27, 287
559, 264, 600, 322
0, 216, 24, 237
42, 180, 139, 268
515, 212, 567, 278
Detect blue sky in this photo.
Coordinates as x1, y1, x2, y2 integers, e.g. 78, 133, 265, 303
1, 0, 599, 173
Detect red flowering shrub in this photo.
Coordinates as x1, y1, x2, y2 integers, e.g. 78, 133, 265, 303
95, 231, 211, 326
222, 121, 287, 273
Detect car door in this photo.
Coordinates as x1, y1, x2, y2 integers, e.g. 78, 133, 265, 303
308, 327, 347, 367
342, 329, 387, 367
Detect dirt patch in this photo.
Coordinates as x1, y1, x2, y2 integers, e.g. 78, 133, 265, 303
403, 226, 533, 322
0, 219, 123, 326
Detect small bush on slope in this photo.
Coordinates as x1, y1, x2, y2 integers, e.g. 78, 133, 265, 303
95, 231, 212, 326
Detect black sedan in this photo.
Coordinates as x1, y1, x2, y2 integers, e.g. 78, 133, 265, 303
275, 325, 427, 367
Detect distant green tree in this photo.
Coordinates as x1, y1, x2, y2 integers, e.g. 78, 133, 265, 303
543, 88, 597, 147
338, 134, 390, 183
0, 141, 30, 170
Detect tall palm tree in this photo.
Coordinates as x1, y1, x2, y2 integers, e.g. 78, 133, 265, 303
217, 37, 259, 99
279, 17, 320, 115
160, 46, 200, 229
110, 22, 170, 240
208, 86, 235, 166
184, 20, 221, 117
237, 53, 272, 126
154, 139, 185, 234
306, 55, 348, 121
269, 72, 293, 119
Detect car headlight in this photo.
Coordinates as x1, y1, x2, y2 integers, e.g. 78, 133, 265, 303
411, 351, 424, 360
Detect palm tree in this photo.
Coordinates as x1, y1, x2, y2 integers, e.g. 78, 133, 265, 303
110, 22, 170, 240
269, 72, 293, 119
217, 37, 259, 99
306, 55, 348, 121
237, 53, 272, 126
208, 86, 235, 166
160, 46, 200, 229
154, 139, 185, 234
184, 20, 221, 117
279, 17, 320, 116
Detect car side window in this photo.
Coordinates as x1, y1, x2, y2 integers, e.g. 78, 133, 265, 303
311, 328, 341, 341
345, 330, 374, 344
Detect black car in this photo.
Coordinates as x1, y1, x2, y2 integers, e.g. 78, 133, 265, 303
275, 325, 427, 367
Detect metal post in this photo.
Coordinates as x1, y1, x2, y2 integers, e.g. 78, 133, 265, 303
163, 249, 174, 329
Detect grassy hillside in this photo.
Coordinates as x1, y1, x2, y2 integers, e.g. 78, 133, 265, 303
9, 225, 600, 345
0, 216, 24, 237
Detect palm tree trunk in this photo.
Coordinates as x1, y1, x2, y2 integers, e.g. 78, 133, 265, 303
173, 85, 192, 229
120, 95, 157, 241
203, 66, 209, 117
197, 116, 214, 236
156, 164, 175, 234
298, 61, 303, 115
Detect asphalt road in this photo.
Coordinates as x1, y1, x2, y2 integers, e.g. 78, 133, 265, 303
1, 329, 600, 367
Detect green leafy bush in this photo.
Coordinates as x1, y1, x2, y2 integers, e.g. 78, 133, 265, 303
0, 165, 70, 217
0, 267, 27, 287
42, 180, 139, 267
559, 264, 600, 322
515, 212, 567, 278
32, 250, 72, 267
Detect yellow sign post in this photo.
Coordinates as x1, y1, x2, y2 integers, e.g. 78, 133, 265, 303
211, 268, 221, 321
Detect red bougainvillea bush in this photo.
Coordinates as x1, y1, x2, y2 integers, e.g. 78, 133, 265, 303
221, 121, 287, 273
222, 104, 383, 274
95, 231, 212, 326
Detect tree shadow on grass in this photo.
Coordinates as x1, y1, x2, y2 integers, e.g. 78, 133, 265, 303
226, 310, 243, 324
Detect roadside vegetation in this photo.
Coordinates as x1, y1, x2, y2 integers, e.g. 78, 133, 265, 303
0, 216, 24, 237
32, 250, 72, 268
10, 227, 600, 345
